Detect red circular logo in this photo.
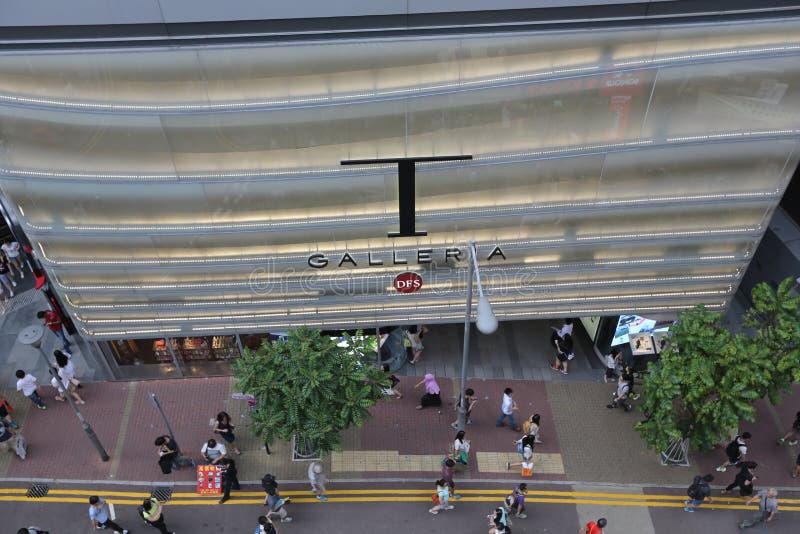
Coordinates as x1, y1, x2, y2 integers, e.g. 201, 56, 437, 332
393, 272, 423, 294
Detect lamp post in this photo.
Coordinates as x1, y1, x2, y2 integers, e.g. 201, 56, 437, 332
17, 325, 110, 462
455, 240, 498, 431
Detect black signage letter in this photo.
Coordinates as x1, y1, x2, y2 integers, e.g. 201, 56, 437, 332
487, 246, 507, 261
308, 253, 329, 269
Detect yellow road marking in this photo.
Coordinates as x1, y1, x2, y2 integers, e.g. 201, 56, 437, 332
0, 494, 798, 511
2, 488, 798, 504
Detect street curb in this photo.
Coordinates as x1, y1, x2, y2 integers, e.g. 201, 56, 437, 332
1, 476, 798, 493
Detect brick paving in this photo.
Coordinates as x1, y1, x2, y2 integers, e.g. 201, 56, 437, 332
0, 377, 797, 491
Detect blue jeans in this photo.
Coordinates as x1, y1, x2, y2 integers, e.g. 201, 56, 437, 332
27, 391, 46, 408
53, 329, 71, 350
496, 412, 517, 429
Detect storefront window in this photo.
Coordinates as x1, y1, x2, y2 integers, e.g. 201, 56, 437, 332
240, 333, 272, 352
173, 336, 240, 376
105, 338, 181, 379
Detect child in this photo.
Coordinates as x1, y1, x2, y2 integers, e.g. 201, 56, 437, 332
451, 388, 476, 429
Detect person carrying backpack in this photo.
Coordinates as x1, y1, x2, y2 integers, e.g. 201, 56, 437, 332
579, 518, 607, 534
717, 432, 751, 472
684, 474, 714, 512
262, 474, 292, 523
504, 483, 528, 519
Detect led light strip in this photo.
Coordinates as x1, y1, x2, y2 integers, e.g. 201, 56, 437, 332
69, 272, 739, 312
53, 253, 747, 292
74, 288, 732, 326
23, 189, 777, 234
36, 224, 759, 268
3, 42, 800, 115
2, 128, 798, 183
79, 299, 729, 337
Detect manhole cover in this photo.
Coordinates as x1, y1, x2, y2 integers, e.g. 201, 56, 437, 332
27, 484, 49, 498
151, 487, 173, 502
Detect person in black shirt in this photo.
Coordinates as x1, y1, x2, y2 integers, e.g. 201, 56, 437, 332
218, 458, 240, 504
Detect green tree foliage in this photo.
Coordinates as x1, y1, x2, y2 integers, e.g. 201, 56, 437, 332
742, 277, 800, 404
636, 306, 771, 452
232, 327, 388, 455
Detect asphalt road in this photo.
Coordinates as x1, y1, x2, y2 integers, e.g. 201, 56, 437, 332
6, 481, 799, 533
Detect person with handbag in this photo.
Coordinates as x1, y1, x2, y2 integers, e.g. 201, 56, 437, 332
452, 430, 470, 466
0, 394, 18, 429
88, 495, 129, 534
213, 411, 241, 455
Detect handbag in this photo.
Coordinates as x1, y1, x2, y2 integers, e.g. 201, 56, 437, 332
15, 434, 27, 460
521, 461, 533, 477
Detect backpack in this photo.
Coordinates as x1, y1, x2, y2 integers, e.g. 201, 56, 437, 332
261, 473, 278, 494
725, 437, 741, 458
687, 475, 702, 499
504, 494, 516, 508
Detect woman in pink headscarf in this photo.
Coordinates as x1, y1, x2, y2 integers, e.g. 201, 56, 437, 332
414, 373, 442, 410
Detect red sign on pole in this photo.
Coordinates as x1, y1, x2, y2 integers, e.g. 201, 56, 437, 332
393, 272, 423, 294
197, 465, 222, 494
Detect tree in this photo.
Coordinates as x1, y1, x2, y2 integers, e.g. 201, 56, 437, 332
636, 305, 771, 452
232, 327, 387, 455
742, 276, 800, 404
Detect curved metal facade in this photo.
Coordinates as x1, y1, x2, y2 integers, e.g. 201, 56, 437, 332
1, 18, 799, 339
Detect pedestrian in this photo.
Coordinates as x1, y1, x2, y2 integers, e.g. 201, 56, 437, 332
36, 309, 71, 350
579, 517, 607, 533
522, 414, 542, 443
623, 365, 640, 400
141, 497, 174, 534
441, 458, 461, 499
0, 419, 16, 453
496, 387, 520, 431
451, 387, 476, 429
381, 364, 402, 399
0, 255, 17, 295
488, 521, 510, 534
738, 488, 778, 529
717, 432, 752, 472
263, 483, 292, 523
450, 430, 470, 466
604, 348, 622, 383
507, 434, 534, 472
218, 458, 241, 504
15, 370, 46, 410
212, 411, 241, 455
606, 375, 631, 411
722, 461, 757, 497
505, 483, 528, 519
684, 474, 714, 512
49, 368, 85, 404
406, 325, 427, 364
428, 479, 454, 514
550, 334, 573, 375
17, 527, 49, 534
2, 240, 25, 278
155, 435, 195, 473
487, 505, 509, 531
256, 515, 277, 534
308, 460, 328, 501
777, 411, 800, 446
201, 438, 227, 464
88, 495, 129, 534
0, 394, 19, 429
414, 373, 441, 410
54, 350, 82, 390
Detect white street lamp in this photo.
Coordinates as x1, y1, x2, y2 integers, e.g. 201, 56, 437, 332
456, 240, 496, 430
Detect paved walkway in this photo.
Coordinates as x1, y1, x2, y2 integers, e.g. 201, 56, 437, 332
1, 375, 797, 493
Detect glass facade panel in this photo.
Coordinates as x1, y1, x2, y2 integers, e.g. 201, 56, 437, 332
1, 18, 798, 343
104, 338, 181, 379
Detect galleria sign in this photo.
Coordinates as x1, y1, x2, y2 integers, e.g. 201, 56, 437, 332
308, 246, 507, 269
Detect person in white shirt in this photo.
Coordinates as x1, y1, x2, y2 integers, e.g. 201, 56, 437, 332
555, 318, 573, 339
308, 461, 328, 501
15, 370, 46, 410
1, 240, 24, 278
496, 387, 519, 431
201, 438, 227, 464
49, 367, 85, 404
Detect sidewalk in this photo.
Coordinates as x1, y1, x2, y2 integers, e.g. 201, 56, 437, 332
1, 375, 797, 492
